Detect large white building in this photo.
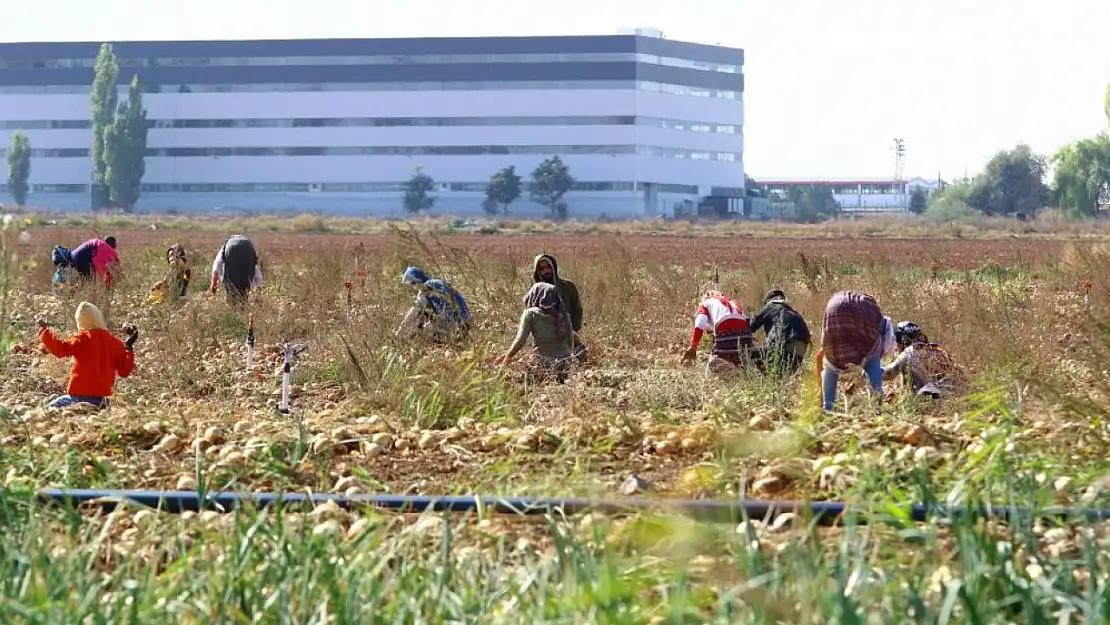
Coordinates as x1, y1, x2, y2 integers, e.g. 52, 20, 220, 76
0, 31, 745, 217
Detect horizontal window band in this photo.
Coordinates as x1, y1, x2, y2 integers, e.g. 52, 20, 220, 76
0, 116, 739, 135
0, 145, 740, 160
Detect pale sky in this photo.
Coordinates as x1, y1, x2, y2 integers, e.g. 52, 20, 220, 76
2, 0, 1108, 181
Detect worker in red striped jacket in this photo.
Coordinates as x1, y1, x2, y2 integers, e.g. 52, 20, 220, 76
681, 291, 755, 376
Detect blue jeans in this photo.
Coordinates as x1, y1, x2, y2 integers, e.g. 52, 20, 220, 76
49, 395, 106, 409
822, 356, 883, 412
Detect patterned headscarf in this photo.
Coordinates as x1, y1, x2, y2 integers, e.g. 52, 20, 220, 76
523, 283, 570, 340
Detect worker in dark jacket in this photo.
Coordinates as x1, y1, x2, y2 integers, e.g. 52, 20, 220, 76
750, 289, 812, 374
210, 235, 262, 305
532, 253, 587, 361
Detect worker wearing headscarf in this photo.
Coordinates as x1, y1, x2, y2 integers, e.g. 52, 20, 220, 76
396, 266, 470, 344
532, 253, 587, 361
682, 290, 755, 376
149, 243, 192, 305
210, 235, 262, 304
38, 301, 136, 409
497, 282, 575, 382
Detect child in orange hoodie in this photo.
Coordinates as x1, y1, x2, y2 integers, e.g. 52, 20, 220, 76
39, 301, 137, 409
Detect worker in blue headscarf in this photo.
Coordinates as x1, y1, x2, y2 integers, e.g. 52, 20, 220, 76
395, 266, 471, 344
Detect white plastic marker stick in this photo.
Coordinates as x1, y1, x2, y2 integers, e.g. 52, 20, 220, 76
279, 343, 308, 413
246, 313, 255, 371
280, 345, 292, 412
1084, 280, 1093, 312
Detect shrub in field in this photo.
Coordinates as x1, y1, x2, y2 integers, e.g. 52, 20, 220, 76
289, 213, 327, 233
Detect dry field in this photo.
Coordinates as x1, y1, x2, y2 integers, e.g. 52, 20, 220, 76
3, 217, 1110, 622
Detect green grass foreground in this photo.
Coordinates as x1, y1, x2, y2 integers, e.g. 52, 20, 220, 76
2, 479, 1110, 624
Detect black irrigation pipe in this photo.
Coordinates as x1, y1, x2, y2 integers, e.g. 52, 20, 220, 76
31, 489, 1110, 525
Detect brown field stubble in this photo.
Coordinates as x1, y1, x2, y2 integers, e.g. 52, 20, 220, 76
2, 226, 1109, 506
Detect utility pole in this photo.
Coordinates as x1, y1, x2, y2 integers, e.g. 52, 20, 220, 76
893, 138, 906, 210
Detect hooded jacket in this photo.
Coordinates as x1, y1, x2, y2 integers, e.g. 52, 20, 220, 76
532, 254, 583, 332
39, 302, 134, 398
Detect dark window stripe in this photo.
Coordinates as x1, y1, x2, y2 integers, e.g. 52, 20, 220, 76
0, 145, 741, 160
0, 115, 740, 134
0, 35, 741, 65
0, 62, 741, 90
12, 181, 702, 195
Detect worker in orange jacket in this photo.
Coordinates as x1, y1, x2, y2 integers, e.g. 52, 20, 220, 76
38, 301, 137, 409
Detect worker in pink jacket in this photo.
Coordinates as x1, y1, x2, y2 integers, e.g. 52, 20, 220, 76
70, 236, 118, 287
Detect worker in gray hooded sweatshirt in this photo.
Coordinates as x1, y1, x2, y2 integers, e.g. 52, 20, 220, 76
210, 235, 262, 304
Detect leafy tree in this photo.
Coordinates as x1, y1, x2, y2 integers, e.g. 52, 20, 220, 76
403, 166, 437, 213
924, 179, 978, 222
745, 174, 765, 198
966, 144, 1050, 216
786, 185, 839, 223
5, 131, 30, 207
908, 187, 928, 214
1052, 134, 1110, 219
530, 156, 574, 220
482, 165, 522, 215
104, 76, 148, 212
90, 43, 118, 188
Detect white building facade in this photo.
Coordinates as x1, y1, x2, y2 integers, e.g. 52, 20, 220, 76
0, 33, 745, 217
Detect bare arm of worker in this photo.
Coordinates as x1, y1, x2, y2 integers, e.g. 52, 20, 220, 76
395, 306, 422, 338
252, 264, 263, 287
883, 349, 910, 381
504, 310, 534, 360
210, 252, 224, 291
210, 252, 224, 281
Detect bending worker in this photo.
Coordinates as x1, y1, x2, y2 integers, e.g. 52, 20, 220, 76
819, 290, 895, 412
210, 235, 262, 304
69, 235, 118, 287
396, 266, 470, 344
883, 321, 963, 399
682, 290, 754, 376
750, 289, 811, 374
149, 244, 192, 305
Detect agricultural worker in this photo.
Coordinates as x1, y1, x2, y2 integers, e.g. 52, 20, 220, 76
532, 253, 588, 362
149, 244, 192, 305
681, 290, 755, 376
396, 266, 471, 344
496, 282, 574, 383
749, 289, 812, 374
37, 301, 136, 409
883, 321, 964, 399
818, 291, 895, 412
69, 235, 119, 287
210, 235, 262, 304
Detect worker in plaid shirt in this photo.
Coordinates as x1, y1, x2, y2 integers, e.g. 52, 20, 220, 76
819, 291, 895, 412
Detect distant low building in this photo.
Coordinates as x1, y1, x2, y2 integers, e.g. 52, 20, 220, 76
757, 177, 943, 213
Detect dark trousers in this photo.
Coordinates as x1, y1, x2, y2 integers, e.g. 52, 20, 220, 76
757, 339, 810, 374
72, 255, 93, 279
